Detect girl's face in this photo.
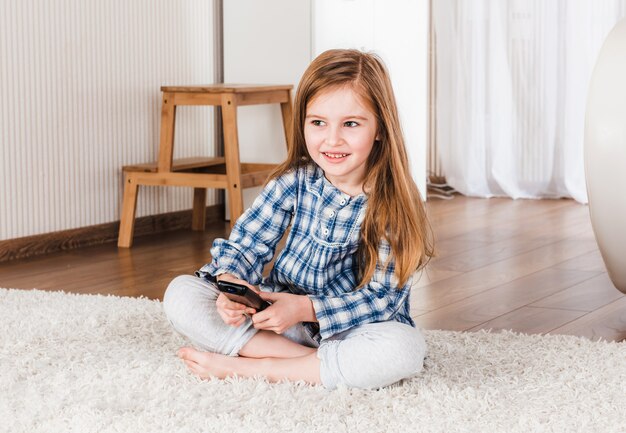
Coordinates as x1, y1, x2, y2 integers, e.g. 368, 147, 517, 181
304, 86, 378, 195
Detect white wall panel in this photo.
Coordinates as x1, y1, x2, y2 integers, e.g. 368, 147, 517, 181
223, 0, 311, 211
0, 0, 215, 240
312, 0, 429, 197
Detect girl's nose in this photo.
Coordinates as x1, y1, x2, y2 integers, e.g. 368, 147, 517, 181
325, 125, 342, 146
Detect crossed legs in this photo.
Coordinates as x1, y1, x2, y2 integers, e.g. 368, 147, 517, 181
164, 275, 427, 389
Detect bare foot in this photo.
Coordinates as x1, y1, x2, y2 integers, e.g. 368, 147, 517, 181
177, 347, 235, 379
176, 346, 322, 384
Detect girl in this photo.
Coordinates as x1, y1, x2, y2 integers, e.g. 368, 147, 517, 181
163, 49, 433, 390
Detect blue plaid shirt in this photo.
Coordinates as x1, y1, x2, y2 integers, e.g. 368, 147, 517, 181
196, 163, 416, 341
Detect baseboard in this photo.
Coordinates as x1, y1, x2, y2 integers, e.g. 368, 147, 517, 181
0, 204, 225, 263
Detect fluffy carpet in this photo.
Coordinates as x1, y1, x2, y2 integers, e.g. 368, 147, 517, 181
1, 288, 624, 433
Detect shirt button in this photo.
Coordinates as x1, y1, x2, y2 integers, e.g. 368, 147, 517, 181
322, 228, 330, 236
339, 198, 347, 206
327, 209, 335, 217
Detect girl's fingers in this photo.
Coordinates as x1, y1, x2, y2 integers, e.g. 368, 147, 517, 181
251, 309, 270, 324
225, 309, 241, 318
254, 323, 282, 334
217, 309, 238, 325
252, 316, 273, 330
218, 307, 253, 326
226, 307, 255, 319
217, 294, 246, 310
258, 291, 279, 301
217, 295, 254, 316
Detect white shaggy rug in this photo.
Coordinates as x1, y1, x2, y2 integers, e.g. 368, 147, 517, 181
1, 288, 624, 433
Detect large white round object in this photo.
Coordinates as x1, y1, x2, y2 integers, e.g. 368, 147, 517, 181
585, 17, 626, 294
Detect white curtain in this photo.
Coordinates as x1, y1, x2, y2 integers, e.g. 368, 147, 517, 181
433, 0, 626, 203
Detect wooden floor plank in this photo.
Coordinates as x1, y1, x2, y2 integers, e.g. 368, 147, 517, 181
413, 238, 600, 311
549, 297, 626, 342
431, 198, 574, 243
429, 237, 489, 259
431, 238, 548, 273
431, 211, 592, 274
468, 306, 587, 335
413, 266, 462, 289
554, 250, 608, 273
529, 273, 623, 312
411, 267, 599, 331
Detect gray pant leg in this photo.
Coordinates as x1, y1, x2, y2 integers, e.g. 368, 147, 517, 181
162, 274, 259, 356
317, 321, 427, 390
281, 323, 320, 349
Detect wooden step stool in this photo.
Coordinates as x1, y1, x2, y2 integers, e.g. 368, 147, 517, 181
117, 84, 293, 248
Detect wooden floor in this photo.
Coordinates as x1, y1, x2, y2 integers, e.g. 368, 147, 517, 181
1, 196, 624, 342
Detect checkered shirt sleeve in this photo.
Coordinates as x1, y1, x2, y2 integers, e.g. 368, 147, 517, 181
308, 239, 413, 340
197, 170, 297, 284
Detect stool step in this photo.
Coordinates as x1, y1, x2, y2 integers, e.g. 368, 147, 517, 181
123, 158, 277, 189
181, 162, 277, 188
123, 157, 225, 173
240, 163, 277, 188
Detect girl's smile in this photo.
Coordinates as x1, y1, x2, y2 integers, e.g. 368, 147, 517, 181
322, 152, 349, 161
304, 86, 378, 195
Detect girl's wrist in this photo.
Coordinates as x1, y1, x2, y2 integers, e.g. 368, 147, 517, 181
300, 295, 318, 323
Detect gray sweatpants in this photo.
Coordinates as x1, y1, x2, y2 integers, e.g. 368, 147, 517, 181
163, 275, 427, 390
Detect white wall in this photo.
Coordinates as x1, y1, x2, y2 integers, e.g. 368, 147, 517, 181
223, 0, 312, 209
312, 0, 429, 196
0, 0, 215, 240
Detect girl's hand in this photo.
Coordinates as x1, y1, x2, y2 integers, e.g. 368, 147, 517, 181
215, 273, 258, 327
251, 292, 316, 334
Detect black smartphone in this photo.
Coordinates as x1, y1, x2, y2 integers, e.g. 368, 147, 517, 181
216, 280, 271, 311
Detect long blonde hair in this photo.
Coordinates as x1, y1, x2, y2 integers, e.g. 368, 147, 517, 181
270, 49, 433, 288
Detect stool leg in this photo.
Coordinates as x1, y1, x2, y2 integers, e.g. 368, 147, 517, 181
192, 188, 207, 231
221, 95, 244, 227
157, 92, 177, 173
280, 90, 293, 150
118, 173, 139, 248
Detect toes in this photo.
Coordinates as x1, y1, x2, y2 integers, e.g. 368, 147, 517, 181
177, 347, 191, 359
177, 347, 215, 370
185, 348, 210, 364
185, 362, 205, 378
177, 347, 202, 361
184, 358, 213, 379
183, 359, 199, 372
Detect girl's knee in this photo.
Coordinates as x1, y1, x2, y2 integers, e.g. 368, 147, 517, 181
391, 324, 427, 376
320, 322, 427, 390
162, 275, 204, 324
370, 324, 426, 384
163, 274, 188, 304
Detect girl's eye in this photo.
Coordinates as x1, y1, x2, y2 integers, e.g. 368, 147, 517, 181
311, 120, 325, 126
344, 121, 359, 127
